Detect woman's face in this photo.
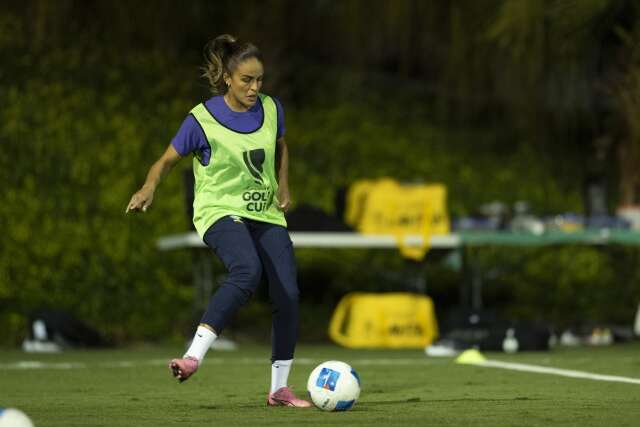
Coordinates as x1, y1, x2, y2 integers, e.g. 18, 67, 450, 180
224, 57, 264, 110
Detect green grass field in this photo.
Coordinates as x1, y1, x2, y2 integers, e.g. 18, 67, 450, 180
2, 342, 639, 426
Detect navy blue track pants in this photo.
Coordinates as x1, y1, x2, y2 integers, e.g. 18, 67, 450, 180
201, 216, 299, 361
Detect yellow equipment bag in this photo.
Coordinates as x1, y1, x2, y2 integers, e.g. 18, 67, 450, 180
344, 178, 449, 260
328, 292, 439, 349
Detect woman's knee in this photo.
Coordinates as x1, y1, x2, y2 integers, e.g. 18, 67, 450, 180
230, 256, 262, 290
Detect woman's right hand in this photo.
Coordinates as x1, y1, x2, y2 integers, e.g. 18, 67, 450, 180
126, 185, 155, 213
125, 144, 182, 214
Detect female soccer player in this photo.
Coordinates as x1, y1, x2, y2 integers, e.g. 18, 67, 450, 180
126, 34, 310, 408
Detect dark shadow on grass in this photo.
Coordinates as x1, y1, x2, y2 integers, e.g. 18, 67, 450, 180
428, 397, 543, 403
356, 398, 423, 407
201, 397, 544, 411
358, 396, 543, 407
199, 405, 219, 410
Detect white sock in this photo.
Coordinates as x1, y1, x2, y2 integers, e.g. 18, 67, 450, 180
270, 359, 293, 393
184, 325, 217, 361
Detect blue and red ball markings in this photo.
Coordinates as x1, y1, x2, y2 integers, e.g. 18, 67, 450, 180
316, 368, 341, 391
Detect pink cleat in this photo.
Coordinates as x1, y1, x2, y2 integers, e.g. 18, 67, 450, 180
169, 356, 199, 383
267, 387, 312, 408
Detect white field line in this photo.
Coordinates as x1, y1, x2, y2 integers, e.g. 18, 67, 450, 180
0, 361, 86, 370
477, 359, 640, 385
0, 357, 437, 370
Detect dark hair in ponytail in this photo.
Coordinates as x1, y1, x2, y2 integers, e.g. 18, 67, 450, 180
201, 34, 263, 94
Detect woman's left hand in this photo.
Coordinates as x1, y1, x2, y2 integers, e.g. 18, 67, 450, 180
277, 186, 291, 212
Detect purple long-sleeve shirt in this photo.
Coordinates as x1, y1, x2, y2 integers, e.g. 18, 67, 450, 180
171, 95, 285, 166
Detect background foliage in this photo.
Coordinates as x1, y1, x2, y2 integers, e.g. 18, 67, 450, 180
2, 0, 640, 345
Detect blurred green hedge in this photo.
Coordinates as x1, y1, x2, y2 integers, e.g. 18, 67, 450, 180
0, 41, 199, 343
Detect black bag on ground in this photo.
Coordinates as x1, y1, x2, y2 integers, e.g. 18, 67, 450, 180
27, 309, 108, 348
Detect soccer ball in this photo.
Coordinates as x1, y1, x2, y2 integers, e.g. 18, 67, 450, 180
0, 408, 34, 427
307, 360, 361, 411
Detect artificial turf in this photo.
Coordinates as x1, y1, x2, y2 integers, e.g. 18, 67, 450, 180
1, 342, 639, 426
